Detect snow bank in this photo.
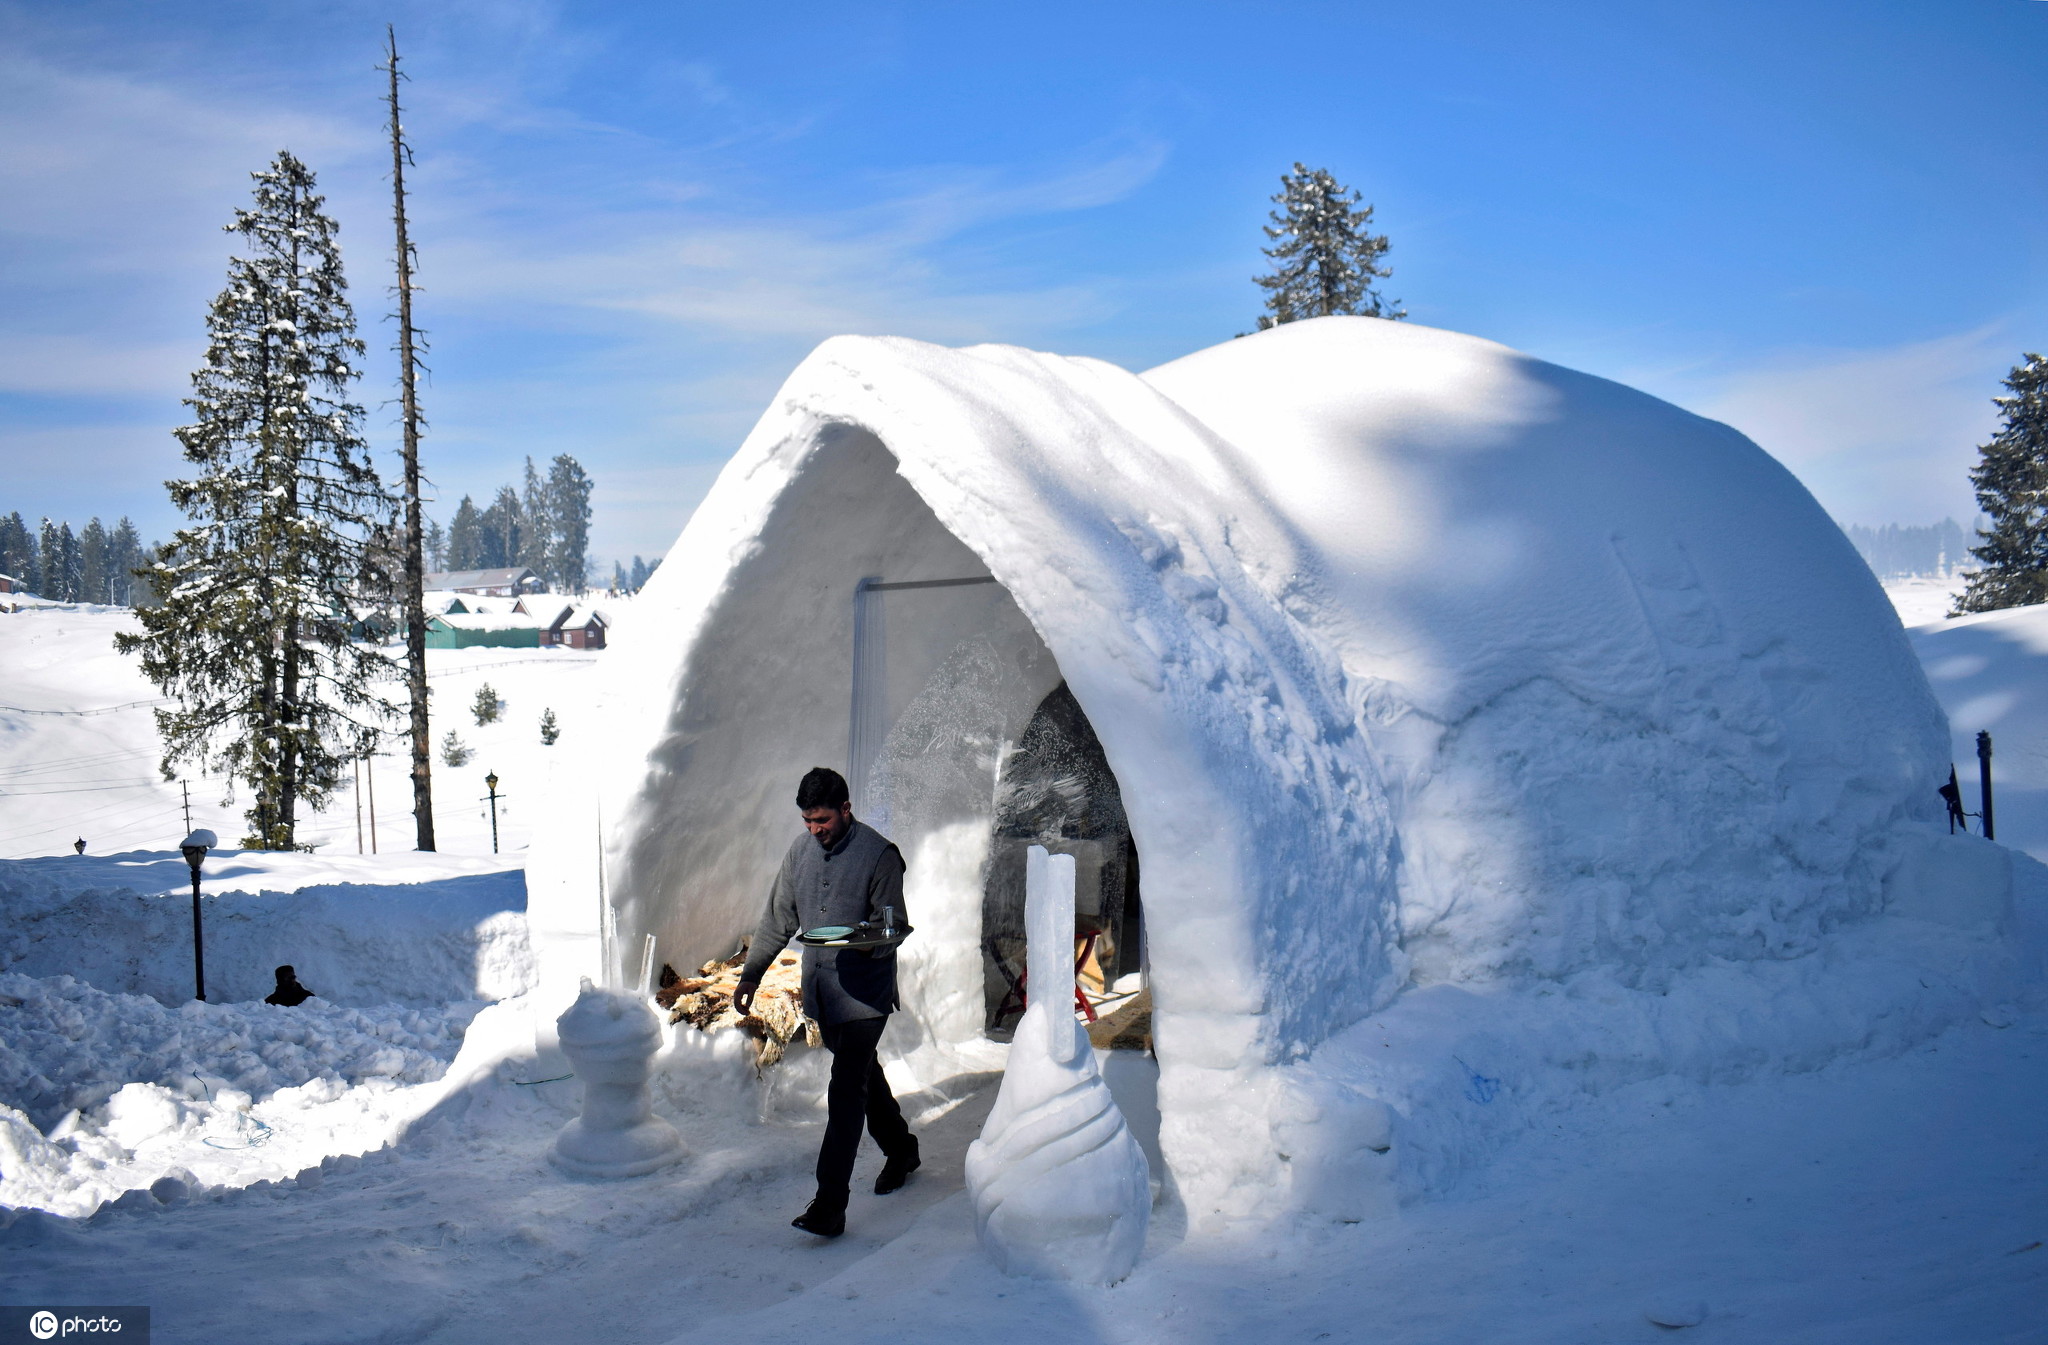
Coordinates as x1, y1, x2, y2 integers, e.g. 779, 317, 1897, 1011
1263, 842, 2042, 1224
542, 316, 1961, 1220
1907, 601, 2048, 862
0, 852, 532, 1008
0, 971, 482, 1217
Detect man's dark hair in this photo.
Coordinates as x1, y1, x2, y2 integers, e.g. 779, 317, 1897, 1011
796, 766, 850, 811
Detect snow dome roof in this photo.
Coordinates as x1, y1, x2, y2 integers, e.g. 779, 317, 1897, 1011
537, 316, 1950, 1215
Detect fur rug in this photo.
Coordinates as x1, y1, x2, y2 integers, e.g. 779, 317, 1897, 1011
657, 949, 820, 1071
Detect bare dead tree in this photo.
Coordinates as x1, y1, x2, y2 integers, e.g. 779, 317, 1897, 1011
382, 26, 435, 850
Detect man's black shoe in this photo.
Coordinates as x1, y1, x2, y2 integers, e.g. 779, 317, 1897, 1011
791, 1197, 846, 1238
874, 1149, 921, 1195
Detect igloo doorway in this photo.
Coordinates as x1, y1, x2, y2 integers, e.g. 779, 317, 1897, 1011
981, 683, 1143, 1039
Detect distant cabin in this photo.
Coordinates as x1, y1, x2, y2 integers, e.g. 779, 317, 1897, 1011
542, 604, 608, 650
0, 573, 19, 594
423, 601, 609, 650
423, 567, 546, 597
424, 611, 543, 649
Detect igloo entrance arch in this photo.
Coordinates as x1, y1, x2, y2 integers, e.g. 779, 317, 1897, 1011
598, 423, 1139, 1056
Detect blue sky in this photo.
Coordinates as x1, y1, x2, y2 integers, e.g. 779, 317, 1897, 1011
4, 0, 2045, 568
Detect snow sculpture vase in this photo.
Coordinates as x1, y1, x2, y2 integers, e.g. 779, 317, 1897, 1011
965, 846, 1150, 1284
549, 978, 686, 1178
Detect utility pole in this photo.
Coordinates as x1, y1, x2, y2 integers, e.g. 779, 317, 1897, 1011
383, 25, 436, 851
367, 749, 380, 854
354, 756, 365, 854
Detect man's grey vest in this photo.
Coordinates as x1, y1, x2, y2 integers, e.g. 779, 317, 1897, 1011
785, 820, 901, 1024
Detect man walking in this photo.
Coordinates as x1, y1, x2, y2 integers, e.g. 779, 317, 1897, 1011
734, 766, 920, 1237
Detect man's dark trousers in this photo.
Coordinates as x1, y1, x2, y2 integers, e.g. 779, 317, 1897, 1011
817, 1016, 912, 1200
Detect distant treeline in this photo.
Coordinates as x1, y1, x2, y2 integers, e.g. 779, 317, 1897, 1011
428, 455, 593, 593
0, 512, 154, 604
1843, 519, 1971, 579
611, 555, 662, 594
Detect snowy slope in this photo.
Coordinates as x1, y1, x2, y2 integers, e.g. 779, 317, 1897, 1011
0, 605, 602, 859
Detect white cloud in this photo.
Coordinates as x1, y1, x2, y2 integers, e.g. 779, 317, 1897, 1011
1642, 327, 2012, 526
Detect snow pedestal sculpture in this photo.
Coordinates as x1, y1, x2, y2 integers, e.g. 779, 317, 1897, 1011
965, 847, 1150, 1283
548, 978, 685, 1178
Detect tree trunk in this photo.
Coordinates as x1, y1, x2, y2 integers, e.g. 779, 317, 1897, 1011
387, 26, 437, 851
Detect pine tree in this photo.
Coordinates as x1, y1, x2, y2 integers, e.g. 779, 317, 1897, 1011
480, 485, 522, 569
545, 454, 592, 593
108, 518, 143, 606
0, 513, 33, 589
472, 682, 502, 725
423, 518, 447, 572
1957, 353, 2048, 614
628, 555, 650, 592
440, 729, 471, 767
539, 707, 559, 746
62, 523, 83, 600
79, 517, 109, 604
117, 151, 397, 849
36, 518, 61, 598
447, 495, 483, 570
1253, 163, 1403, 330
610, 560, 628, 595
519, 457, 553, 578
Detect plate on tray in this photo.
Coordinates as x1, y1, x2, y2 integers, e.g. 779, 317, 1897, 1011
797, 923, 914, 950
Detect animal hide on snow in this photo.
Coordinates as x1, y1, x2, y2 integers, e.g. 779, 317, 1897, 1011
657, 950, 819, 1072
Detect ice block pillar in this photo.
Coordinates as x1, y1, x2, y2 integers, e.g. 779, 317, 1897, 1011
549, 978, 686, 1178
965, 845, 1151, 1284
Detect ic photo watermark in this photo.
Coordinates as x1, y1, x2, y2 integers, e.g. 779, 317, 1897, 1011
0, 1308, 149, 1343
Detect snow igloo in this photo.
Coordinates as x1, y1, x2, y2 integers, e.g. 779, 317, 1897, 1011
530, 316, 1956, 1222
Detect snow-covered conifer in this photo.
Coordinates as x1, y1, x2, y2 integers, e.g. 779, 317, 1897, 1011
539, 707, 559, 746
118, 151, 396, 849
447, 496, 483, 570
1253, 163, 1402, 330
0, 512, 34, 589
480, 485, 522, 570
108, 518, 143, 606
520, 457, 553, 578
472, 682, 502, 726
36, 518, 63, 599
545, 455, 592, 593
1956, 354, 2048, 614
79, 518, 109, 604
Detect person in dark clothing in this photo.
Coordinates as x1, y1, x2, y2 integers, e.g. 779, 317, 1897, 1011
264, 965, 314, 1006
735, 766, 920, 1238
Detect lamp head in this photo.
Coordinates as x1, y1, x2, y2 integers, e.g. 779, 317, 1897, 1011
485, 771, 499, 791
73, 838, 85, 855
179, 828, 217, 874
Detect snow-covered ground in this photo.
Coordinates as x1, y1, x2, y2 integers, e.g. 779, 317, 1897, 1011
0, 605, 599, 860
1880, 572, 1967, 628
1, 586, 2043, 1342
1881, 572, 2048, 862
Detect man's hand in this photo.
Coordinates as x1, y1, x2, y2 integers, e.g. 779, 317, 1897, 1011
732, 980, 759, 1016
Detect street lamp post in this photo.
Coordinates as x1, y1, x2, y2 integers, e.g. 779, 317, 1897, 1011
179, 829, 217, 1001
485, 772, 502, 855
